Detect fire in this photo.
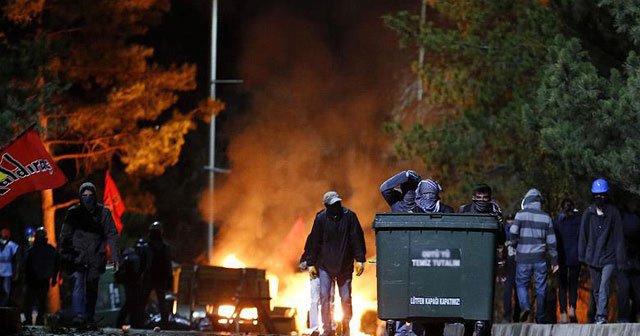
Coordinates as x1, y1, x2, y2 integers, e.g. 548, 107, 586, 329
217, 251, 379, 336
222, 254, 246, 268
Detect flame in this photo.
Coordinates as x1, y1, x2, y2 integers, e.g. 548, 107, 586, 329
222, 254, 246, 268
216, 254, 378, 335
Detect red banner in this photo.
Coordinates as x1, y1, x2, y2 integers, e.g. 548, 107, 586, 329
103, 170, 125, 234
0, 129, 67, 208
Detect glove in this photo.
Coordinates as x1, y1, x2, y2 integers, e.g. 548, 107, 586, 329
507, 245, 516, 257
406, 170, 421, 182
355, 262, 365, 276
308, 266, 318, 279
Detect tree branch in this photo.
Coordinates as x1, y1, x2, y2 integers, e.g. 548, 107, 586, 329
52, 199, 78, 211
53, 146, 122, 162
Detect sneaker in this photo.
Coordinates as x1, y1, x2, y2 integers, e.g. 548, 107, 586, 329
519, 309, 530, 322
560, 313, 568, 323
595, 316, 607, 325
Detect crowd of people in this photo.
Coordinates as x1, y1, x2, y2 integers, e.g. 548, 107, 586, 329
0, 182, 174, 330
298, 170, 639, 336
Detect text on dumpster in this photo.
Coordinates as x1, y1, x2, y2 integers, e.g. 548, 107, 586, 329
410, 296, 461, 306
411, 248, 461, 267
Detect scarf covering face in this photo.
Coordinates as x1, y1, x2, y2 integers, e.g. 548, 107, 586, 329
415, 179, 442, 213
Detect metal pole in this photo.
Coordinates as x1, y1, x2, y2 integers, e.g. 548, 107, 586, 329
208, 0, 218, 264
417, 0, 426, 101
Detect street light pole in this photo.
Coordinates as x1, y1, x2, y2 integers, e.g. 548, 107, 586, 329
208, 0, 218, 265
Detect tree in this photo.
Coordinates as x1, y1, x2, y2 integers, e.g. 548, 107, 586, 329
384, 0, 565, 208
527, 21, 640, 196
1, 0, 222, 310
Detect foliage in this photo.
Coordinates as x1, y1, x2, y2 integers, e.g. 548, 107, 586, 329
384, 0, 564, 209
1, 0, 223, 178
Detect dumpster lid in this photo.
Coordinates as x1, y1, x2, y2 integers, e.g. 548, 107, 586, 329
373, 213, 499, 230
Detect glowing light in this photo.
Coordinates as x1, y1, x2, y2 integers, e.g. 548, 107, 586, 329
239, 307, 259, 320
218, 305, 235, 318
222, 254, 245, 268
334, 302, 343, 322
218, 319, 229, 324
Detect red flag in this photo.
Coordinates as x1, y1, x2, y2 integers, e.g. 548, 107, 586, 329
0, 129, 67, 208
103, 170, 125, 234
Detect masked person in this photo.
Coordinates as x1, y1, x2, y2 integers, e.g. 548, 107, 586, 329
510, 189, 559, 323
380, 170, 421, 213
59, 182, 119, 325
553, 199, 581, 323
0, 228, 19, 306
116, 246, 143, 328
579, 178, 625, 324
306, 191, 366, 336
413, 179, 454, 213
23, 227, 58, 325
141, 221, 173, 330
458, 184, 503, 217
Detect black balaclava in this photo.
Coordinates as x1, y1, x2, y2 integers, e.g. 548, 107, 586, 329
326, 201, 343, 221
593, 193, 607, 208
79, 182, 98, 213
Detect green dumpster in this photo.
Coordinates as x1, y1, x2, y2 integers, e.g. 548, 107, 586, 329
373, 213, 498, 326
95, 265, 125, 327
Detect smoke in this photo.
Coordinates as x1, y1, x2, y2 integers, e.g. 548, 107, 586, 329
200, 0, 416, 300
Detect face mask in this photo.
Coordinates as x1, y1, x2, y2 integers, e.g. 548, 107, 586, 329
594, 195, 606, 208
81, 194, 95, 209
473, 200, 492, 213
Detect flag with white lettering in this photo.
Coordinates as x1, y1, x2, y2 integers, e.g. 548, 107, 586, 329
0, 129, 67, 208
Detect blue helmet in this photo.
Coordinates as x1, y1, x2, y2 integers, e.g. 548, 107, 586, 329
24, 226, 34, 237
591, 178, 609, 193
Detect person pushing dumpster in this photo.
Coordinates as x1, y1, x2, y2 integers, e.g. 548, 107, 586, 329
306, 191, 366, 336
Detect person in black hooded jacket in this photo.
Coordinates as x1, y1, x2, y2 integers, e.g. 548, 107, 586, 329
59, 182, 119, 324
306, 191, 366, 336
23, 227, 58, 325
141, 221, 173, 330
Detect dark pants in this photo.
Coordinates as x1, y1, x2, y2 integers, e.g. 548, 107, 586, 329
71, 271, 100, 322
617, 269, 640, 322
503, 257, 520, 322
558, 265, 580, 314
23, 280, 49, 325
117, 282, 143, 327
143, 282, 169, 328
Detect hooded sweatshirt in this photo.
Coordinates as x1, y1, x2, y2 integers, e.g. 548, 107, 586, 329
59, 182, 119, 279
510, 189, 558, 265
380, 171, 418, 212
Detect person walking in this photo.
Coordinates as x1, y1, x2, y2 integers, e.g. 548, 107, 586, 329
578, 178, 625, 324
59, 182, 119, 325
141, 221, 173, 330
553, 199, 581, 323
306, 191, 366, 336
510, 188, 559, 323
0, 228, 19, 306
22, 227, 58, 325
